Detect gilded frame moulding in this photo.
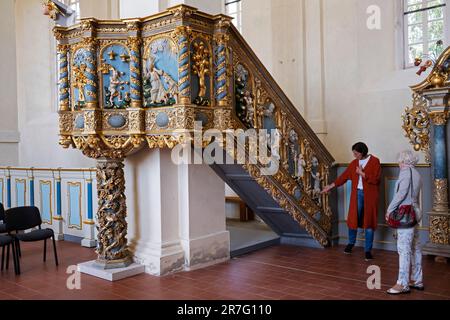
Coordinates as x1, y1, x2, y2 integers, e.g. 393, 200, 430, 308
67, 181, 83, 231
15, 178, 27, 208
39, 180, 53, 225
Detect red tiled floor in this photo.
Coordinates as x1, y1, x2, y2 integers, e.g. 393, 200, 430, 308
0, 241, 449, 300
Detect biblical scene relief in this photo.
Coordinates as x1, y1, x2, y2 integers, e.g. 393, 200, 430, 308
72, 48, 96, 110
235, 64, 254, 128
100, 44, 131, 109
285, 132, 323, 206
143, 38, 179, 108
191, 39, 211, 106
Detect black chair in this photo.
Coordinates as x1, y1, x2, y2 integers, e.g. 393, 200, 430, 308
0, 203, 6, 234
0, 234, 19, 275
5, 206, 59, 274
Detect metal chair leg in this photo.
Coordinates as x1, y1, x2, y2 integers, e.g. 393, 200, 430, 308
52, 236, 58, 266
43, 239, 47, 262
6, 243, 9, 270
1, 245, 4, 271
17, 240, 21, 258
11, 240, 19, 275
14, 239, 20, 275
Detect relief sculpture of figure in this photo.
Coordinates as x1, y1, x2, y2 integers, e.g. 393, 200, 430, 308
311, 171, 323, 204
148, 63, 166, 103
108, 67, 128, 107
297, 153, 306, 180
244, 91, 254, 127
264, 102, 275, 119
163, 72, 178, 104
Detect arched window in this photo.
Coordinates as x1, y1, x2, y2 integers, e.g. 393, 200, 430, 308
404, 0, 448, 67
225, 0, 242, 33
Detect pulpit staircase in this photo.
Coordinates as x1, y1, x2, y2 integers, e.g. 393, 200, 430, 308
211, 25, 334, 247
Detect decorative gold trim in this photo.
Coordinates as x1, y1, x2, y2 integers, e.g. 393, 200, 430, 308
83, 219, 95, 225
0, 167, 95, 172
39, 180, 53, 225
429, 111, 450, 126
433, 179, 449, 212
410, 46, 450, 92
67, 182, 83, 230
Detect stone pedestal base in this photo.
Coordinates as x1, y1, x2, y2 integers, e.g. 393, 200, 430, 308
54, 233, 64, 241
181, 230, 230, 271
130, 240, 185, 276
422, 242, 450, 261
81, 239, 96, 248
77, 260, 145, 281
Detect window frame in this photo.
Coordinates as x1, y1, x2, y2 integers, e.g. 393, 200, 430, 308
403, 0, 449, 69
63, 0, 81, 21
224, 0, 242, 33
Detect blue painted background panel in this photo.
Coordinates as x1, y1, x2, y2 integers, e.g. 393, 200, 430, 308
40, 182, 52, 223
68, 184, 82, 229
16, 180, 26, 207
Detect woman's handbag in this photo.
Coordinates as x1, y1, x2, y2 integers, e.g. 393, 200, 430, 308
387, 168, 418, 229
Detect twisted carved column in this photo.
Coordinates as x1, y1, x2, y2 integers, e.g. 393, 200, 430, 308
176, 26, 191, 104
214, 32, 229, 107
57, 44, 70, 111
95, 159, 131, 269
127, 21, 142, 108
81, 20, 98, 109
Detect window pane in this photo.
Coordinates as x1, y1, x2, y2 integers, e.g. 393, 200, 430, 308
407, 12, 423, 24
427, 7, 444, 20
409, 44, 424, 63
226, 3, 238, 13
408, 24, 424, 43
407, 0, 423, 5
407, 3, 423, 12
428, 20, 444, 40
427, 0, 445, 6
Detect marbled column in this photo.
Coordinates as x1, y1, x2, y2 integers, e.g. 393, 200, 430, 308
55, 178, 62, 220
176, 26, 190, 104
87, 179, 93, 221
96, 159, 131, 269
429, 112, 450, 245
58, 44, 70, 111
6, 174, 11, 209
29, 178, 35, 207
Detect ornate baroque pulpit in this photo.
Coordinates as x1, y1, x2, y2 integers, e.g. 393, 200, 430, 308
45, 1, 336, 274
